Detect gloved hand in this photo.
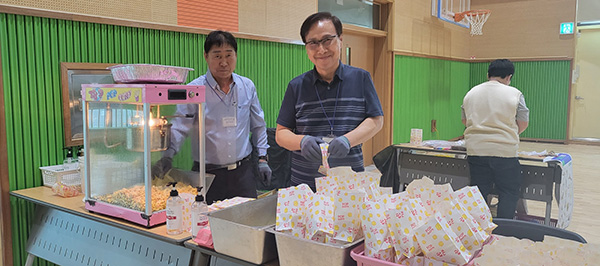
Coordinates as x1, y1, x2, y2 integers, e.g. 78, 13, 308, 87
258, 161, 272, 187
328, 136, 351, 158
300, 135, 324, 162
152, 157, 173, 178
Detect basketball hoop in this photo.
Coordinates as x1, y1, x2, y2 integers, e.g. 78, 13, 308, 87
454, 9, 491, 36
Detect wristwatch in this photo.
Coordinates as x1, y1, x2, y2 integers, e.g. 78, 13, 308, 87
258, 155, 268, 162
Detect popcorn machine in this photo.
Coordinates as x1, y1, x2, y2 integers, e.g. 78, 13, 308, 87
81, 66, 205, 227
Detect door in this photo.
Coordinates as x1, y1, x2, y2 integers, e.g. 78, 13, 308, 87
341, 33, 377, 165
571, 28, 600, 141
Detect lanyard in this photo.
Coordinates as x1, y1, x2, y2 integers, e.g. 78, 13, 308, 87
207, 81, 236, 109
315, 80, 341, 137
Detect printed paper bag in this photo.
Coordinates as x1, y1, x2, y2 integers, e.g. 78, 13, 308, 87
453, 186, 496, 233
327, 166, 357, 183
360, 194, 394, 262
423, 257, 459, 266
315, 176, 339, 198
276, 184, 313, 238
401, 256, 424, 266
415, 213, 471, 265
406, 176, 435, 200
333, 189, 365, 243
438, 200, 489, 252
364, 182, 383, 201
318, 143, 330, 175
304, 194, 335, 242
180, 193, 194, 233
386, 195, 427, 260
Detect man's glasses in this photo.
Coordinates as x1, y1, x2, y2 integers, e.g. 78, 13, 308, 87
305, 35, 338, 50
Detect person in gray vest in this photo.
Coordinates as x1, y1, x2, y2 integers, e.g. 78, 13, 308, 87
461, 59, 529, 219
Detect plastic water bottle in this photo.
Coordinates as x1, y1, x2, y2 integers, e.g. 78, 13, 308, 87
63, 149, 77, 170
191, 187, 209, 238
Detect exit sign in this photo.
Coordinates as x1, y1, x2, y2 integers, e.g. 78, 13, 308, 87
560, 22, 574, 34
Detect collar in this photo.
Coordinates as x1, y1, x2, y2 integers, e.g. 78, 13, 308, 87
205, 70, 237, 92
310, 61, 345, 85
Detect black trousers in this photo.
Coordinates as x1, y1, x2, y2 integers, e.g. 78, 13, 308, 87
192, 159, 257, 205
467, 156, 522, 219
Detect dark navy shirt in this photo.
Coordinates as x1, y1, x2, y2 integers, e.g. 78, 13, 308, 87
277, 62, 383, 189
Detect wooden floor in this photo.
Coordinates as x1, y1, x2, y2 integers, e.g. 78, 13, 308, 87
518, 141, 600, 245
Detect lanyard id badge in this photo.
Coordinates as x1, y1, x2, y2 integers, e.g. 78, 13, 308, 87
323, 134, 336, 143
222, 116, 237, 127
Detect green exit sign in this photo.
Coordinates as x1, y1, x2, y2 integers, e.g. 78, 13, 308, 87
560, 22, 574, 34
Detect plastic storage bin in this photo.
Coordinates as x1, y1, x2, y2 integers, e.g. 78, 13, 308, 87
350, 244, 404, 266
39, 165, 79, 187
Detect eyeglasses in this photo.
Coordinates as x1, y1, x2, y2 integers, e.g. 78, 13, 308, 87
305, 35, 338, 50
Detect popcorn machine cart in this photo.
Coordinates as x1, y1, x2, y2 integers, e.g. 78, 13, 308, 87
81, 82, 206, 227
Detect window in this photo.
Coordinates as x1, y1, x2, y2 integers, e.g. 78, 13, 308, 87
319, 0, 381, 30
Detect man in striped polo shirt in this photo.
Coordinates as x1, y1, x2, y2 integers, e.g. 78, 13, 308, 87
276, 12, 384, 190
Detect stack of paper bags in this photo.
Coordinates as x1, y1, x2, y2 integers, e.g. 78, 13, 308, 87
385, 192, 428, 261
304, 194, 335, 242
360, 193, 395, 262
333, 189, 365, 243
452, 186, 496, 233
275, 184, 313, 238
414, 212, 472, 265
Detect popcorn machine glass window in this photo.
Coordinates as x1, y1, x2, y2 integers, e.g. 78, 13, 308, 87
81, 84, 205, 227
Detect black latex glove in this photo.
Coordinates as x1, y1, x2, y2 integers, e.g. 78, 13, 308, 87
300, 135, 324, 162
151, 157, 173, 178
258, 161, 272, 187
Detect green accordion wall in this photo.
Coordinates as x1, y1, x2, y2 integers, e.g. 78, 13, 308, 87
0, 13, 312, 265
393, 55, 471, 143
470, 61, 570, 140
394, 56, 571, 143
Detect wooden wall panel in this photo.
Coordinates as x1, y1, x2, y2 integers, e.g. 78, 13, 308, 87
470, 0, 576, 59
0, 0, 177, 24
238, 0, 316, 41
178, 0, 238, 32
393, 0, 470, 59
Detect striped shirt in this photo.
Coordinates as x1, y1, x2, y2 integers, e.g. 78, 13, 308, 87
277, 62, 383, 188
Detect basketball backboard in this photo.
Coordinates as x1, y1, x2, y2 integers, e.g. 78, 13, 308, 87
432, 0, 470, 28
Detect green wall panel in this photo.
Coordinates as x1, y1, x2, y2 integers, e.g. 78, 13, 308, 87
393, 55, 470, 143
470, 61, 570, 140
1, 13, 311, 265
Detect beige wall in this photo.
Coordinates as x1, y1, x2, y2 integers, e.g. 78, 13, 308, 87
0, 0, 177, 24
238, 0, 316, 41
393, 1, 471, 59
470, 0, 577, 60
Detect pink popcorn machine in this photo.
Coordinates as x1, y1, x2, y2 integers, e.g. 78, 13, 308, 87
81, 79, 206, 227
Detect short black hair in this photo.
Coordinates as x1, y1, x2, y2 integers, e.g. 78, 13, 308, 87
204, 30, 237, 54
488, 59, 514, 79
300, 12, 343, 43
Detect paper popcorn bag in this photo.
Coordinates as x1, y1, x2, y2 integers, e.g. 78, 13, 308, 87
304, 194, 335, 242
360, 194, 394, 262
402, 256, 424, 266
406, 177, 435, 200
423, 257, 459, 266
386, 196, 427, 260
180, 193, 195, 233
276, 184, 313, 238
438, 200, 489, 252
415, 212, 471, 265
315, 176, 340, 198
318, 143, 330, 175
332, 189, 365, 243
364, 182, 383, 201
327, 166, 357, 183
453, 186, 496, 233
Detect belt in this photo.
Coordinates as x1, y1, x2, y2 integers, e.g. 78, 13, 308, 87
203, 155, 251, 171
